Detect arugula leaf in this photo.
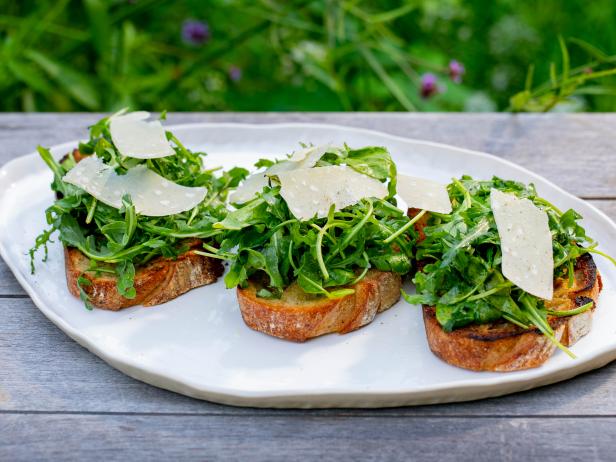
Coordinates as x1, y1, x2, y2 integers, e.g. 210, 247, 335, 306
76, 276, 94, 311
317, 144, 395, 183
254, 158, 275, 169
116, 260, 136, 299
30, 112, 234, 308
220, 145, 415, 299
342, 146, 392, 181
408, 175, 614, 351
214, 198, 268, 230
57, 214, 87, 248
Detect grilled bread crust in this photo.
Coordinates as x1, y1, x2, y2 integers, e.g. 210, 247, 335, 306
62, 149, 224, 310
237, 270, 402, 342
65, 240, 224, 311
422, 253, 602, 372
407, 208, 604, 372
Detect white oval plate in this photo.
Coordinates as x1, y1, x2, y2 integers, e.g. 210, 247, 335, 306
1, 123, 616, 408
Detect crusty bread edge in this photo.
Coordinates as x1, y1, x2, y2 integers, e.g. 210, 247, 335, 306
60, 150, 224, 311
422, 265, 602, 372
237, 270, 402, 342
65, 245, 224, 311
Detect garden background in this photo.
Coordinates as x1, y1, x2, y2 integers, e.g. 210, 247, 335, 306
3, 0, 616, 113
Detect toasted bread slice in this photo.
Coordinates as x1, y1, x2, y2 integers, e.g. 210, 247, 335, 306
65, 240, 224, 311
237, 270, 402, 342
422, 253, 602, 371
61, 150, 224, 310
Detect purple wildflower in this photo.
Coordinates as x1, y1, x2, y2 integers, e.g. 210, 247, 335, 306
420, 73, 439, 99
448, 60, 465, 83
449, 59, 465, 83
229, 66, 242, 82
182, 20, 210, 46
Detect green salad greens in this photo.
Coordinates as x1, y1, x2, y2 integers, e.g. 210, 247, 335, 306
216, 145, 416, 299
403, 175, 616, 355
30, 112, 246, 308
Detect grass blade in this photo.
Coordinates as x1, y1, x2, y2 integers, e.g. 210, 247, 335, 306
359, 46, 416, 111
26, 50, 100, 109
84, 0, 111, 56
558, 35, 570, 96
569, 37, 610, 62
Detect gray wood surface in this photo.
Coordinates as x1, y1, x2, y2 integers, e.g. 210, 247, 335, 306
1, 113, 616, 461
3, 415, 616, 462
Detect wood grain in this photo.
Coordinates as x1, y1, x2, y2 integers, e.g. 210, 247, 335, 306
0, 262, 25, 296
2, 414, 616, 462
1, 114, 616, 460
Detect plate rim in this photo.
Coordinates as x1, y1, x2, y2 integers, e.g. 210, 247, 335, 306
2, 121, 616, 408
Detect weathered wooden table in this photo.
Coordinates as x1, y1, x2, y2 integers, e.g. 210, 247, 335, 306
1, 113, 616, 461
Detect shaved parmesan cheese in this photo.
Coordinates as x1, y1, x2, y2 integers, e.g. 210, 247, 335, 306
397, 174, 452, 214
229, 162, 296, 203
277, 166, 388, 221
63, 156, 207, 217
109, 112, 175, 159
490, 189, 553, 300
230, 145, 334, 203
288, 144, 338, 168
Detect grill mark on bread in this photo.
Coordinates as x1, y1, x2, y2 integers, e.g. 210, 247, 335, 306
59, 150, 224, 310
572, 253, 597, 293
411, 208, 603, 371
575, 295, 594, 308
421, 254, 602, 371
65, 240, 224, 310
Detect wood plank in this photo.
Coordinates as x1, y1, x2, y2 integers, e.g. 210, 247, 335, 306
1, 115, 616, 418
1, 113, 616, 198
0, 262, 25, 295
590, 200, 616, 217
3, 294, 616, 416
2, 414, 616, 461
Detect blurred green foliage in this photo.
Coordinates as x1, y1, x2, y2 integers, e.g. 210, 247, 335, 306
2, 0, 616, 112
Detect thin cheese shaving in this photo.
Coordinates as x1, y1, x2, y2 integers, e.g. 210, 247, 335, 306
288, 144, 338, 167
109, 111, 175, 159
230, 145, 334, 203
229, 161, 296, 203
490, 189, 554, 300
277, 165, 388, 221
397, 174, 452, 214
63, 156, 207, 217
